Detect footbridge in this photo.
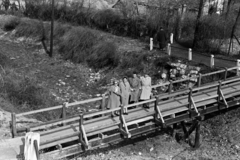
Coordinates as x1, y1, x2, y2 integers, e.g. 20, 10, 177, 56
2, 66, 240, 160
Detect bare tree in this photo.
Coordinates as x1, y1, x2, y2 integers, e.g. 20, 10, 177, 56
192, 0, 205, 48
228, 6, 240, 55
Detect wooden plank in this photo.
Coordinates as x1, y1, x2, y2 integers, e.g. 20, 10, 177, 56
126, 116, 153, 126
17, 104, 63, 117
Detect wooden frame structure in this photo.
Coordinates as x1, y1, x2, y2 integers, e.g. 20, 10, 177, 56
8, 66, 240, 159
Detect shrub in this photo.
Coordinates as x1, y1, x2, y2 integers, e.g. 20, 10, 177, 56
87, 42, 120, 69
3, 15, 20, 31
0, 68, 57, 120
92, 9, 122, 30
15, 18, 44, 39
58, 27, 98, 62
181, 12, 196, 38
120, 51, 149, 72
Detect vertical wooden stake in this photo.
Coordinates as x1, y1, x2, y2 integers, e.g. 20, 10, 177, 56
11, 112, 16, 138
101, 94, 106, 111
154, 96, 159, 119
210, 55, 214, 68
167, 43, 171, 56
170, 33, 174, 44
217, 81, 222, 102
168, 80, 173, 94
150, 38, 153, 51
236, 59, 240, 76
197, 73, 202, 87
62, 102, 67, 126
188, 48, 192, 61
188, 88, 193, 111
194, 121, 200, 148
224, 67, 228, 81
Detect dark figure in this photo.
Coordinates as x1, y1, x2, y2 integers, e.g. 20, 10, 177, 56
157, 27, 168, 50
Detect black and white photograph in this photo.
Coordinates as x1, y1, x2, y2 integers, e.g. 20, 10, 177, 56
0, 0, 240, 159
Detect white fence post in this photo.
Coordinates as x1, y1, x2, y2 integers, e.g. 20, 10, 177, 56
170, 33, 173, 44
210, 55, 214, 68
167, 43, 171, 56
150, 38, 153, 51
188, 48, 192, 61
237, 59, 240, 76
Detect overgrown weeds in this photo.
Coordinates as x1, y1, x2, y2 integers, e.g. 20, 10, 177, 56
58, 27, 98, 63
2, 15, 20, 31
120, 51, 149, 73
87, 42, 119, 70
15, 18, 43, 39
0, 68, 57, 120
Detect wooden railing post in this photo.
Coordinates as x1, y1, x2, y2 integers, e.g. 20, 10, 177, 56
168, 80, 173, 94
11, 112, 17, 138
154, 96, 159, 114
217, 81, 222, 102
237, 59, 240, 76
197, 73, 202, 87
79, 113, 88, 150
62, 102, 67, 126
224, 67, 228, 81
101, 94, 106, 111
188, 88, 193, 110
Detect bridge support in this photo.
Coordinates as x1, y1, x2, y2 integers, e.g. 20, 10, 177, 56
79, 114, 89, 150
175, 119, 201, 148
119, 105, 131, 138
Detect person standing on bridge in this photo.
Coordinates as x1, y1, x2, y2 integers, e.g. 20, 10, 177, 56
140, 74, 152, 109
106, 80, 121, 116
129, 72, 141, 104
119, 77, 132, 114
156, 27, 168, 51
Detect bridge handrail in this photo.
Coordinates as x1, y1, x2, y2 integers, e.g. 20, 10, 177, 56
14, 74, 240, 138
16, 97, 103, 117
15, 66, 239, 117
11, 66, 240, 137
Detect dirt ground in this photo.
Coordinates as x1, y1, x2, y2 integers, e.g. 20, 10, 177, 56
0, 22, 240, 160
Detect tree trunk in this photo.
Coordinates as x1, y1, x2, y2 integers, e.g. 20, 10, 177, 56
192, 0, 205, 48
222, 0, 228, 13
228, 6, 240, 55
225, 0, 232, 17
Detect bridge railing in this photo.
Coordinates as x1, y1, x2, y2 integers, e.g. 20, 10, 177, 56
40, 76, 240, 151
11, 66, 240, 138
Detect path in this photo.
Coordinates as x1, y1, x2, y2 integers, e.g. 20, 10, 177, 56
167, 43, 237, 68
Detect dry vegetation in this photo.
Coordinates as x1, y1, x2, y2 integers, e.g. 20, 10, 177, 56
0, 0, 240, 159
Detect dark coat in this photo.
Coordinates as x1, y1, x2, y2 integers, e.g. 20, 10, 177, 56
157, 30, 168, 49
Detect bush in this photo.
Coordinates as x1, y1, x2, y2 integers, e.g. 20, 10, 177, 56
15, 18, 44, 39
3, 15, 20, 31
92, 9, 122, 30
87, 42, 120, 69
120, 51, 149, 72
58, 27, 98, 62
0, 69, 54, 110
181, 13, 196, 38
